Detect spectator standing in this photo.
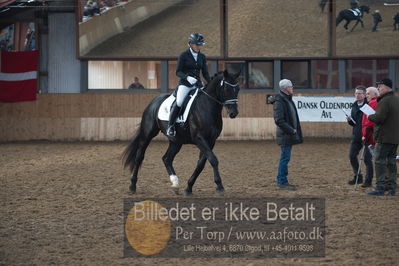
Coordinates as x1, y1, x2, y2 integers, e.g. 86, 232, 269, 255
270, 79, 303, 190
367, 78, 399, 196
360, 86, 379, 187
346, 85, 373, 185
393, 12, 399, 31
371, 10, 382, 32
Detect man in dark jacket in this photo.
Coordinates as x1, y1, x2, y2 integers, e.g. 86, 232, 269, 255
367, 78, 399, 196
393, 12, 399, 31
371, 10, 382, 32
271, 79, 303, 190
346, 85, 372, 185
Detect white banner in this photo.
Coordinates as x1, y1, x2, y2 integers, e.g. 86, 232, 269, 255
293, 96, 354, 122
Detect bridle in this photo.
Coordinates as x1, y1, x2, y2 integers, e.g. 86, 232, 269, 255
200, 78, 239, 106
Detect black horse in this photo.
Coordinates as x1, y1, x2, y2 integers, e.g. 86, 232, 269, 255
123, 70, 240, 195
336, 5, 370, 31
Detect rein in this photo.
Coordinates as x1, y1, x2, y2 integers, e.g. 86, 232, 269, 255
199, 79, 239, 106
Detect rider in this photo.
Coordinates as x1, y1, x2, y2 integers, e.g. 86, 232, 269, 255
349, 0, 361, 16
166, 33, 211, 137
350, 0, 359, 9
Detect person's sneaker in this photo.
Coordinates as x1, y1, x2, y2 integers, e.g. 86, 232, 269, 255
278, 184, 297, 190
366, 189, 385, 196
348, 174, 363, 185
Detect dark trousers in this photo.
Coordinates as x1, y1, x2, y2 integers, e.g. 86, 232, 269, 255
372, 22, 380, 32
374, 143, 398, 191
349, 140, 373, 180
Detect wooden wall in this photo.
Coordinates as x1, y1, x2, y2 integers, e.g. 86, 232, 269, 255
0, 93, 353, 141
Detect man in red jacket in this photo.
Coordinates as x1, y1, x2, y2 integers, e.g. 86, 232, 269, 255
361, 86, 379, 187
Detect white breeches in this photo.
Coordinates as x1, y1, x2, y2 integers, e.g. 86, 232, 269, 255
176, 85, 194, 107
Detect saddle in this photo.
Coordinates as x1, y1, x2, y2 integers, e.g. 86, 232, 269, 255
158, 89, 199, 123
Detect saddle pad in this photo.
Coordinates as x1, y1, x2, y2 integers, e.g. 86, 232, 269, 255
158, 89, 199, 123
349, 9, 360, 16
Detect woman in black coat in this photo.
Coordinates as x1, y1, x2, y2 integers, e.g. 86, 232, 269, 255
167, 33, 211, 137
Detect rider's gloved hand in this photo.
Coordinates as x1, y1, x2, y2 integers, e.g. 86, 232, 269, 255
186, 76, 197, 85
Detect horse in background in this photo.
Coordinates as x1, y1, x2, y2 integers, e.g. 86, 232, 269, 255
336, 5, 370, 32
122, 70, 241, 196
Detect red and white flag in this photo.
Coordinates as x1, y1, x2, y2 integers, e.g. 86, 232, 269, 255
0, 50, 39, 102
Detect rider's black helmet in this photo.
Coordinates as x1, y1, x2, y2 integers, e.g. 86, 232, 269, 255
188, 33, 205, 45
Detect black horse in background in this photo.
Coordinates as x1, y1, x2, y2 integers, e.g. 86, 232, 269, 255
336, 5, 370, 31
123, 70, 240, 196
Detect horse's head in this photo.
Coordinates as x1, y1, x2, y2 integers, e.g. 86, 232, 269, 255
360, 5, 370, 14
218, 69, 240, 118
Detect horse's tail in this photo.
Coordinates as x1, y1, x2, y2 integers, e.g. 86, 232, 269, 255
122, 124, 143, 172
122, 94, 167, 172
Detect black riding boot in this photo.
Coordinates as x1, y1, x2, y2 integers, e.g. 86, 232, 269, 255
167, 102, 181, 136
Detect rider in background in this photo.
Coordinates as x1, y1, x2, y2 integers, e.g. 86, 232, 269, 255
167, 33, 211, 137
350, 0, 359, 9
349, 0, 360, 16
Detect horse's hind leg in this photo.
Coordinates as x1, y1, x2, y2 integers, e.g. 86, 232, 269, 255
185, 152, 207, 196
130, 122, 160, 193
162, 141, 182, 193
130, 137, 154, 193
344, 21, 350, 30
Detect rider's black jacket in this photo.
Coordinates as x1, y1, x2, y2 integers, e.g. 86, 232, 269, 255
176, 48, 211, 88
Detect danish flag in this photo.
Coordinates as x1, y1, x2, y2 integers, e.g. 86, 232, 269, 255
0, 50, 39, 102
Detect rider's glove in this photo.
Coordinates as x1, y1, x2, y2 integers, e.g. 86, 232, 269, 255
186, 76, 197, 85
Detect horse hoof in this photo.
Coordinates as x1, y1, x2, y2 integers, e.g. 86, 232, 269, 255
172, 187, 179, 195
216, 188, 225, 194
184, 190, 193, 196
129, 186, 136, 194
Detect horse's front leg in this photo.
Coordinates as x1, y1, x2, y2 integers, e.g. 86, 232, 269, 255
195, 137, 224, 193
185, 152, 207, 196
350, 20, 360, 32
162, 141, 182, 194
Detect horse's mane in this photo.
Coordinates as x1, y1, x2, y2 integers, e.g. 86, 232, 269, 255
213, 71, 223, 78
203, 71, 223, 90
